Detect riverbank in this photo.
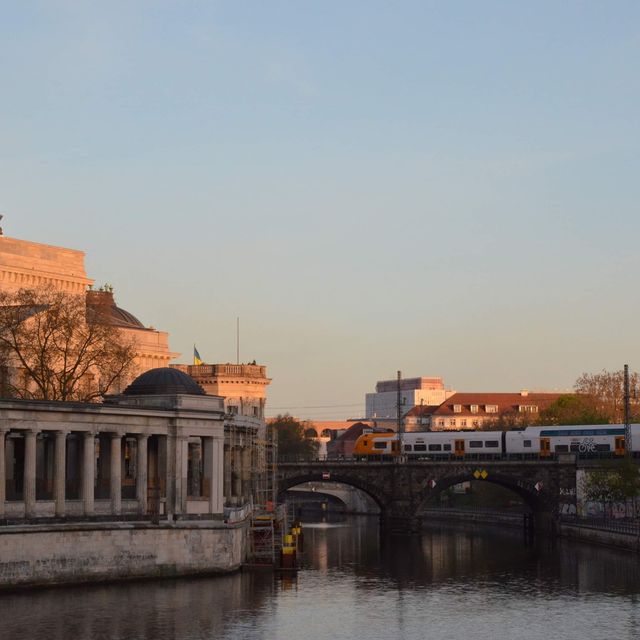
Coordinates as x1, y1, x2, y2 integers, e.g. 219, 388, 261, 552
0, 519, 247, 589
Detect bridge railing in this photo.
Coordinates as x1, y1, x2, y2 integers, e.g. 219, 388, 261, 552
560, 515, 640, 536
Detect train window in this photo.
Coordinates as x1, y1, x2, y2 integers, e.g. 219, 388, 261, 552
523, 440, 532, 447
569, 444, 580, 452
469, 441, 483, 448
414, 444, 427, 452
485, 441, 499, 448
443, 444, 452, 451
555, 445, 569, 453
404, 444, 412, 452
428, 444, 442, 451
596, 444, 611, 452
373, 442, 387, 450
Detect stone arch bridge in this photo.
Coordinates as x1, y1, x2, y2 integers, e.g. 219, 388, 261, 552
277, 459, 580, 532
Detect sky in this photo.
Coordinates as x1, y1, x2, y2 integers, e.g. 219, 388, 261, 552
1, 2, 639, 420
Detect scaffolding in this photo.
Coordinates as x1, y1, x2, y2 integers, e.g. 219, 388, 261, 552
247, 419, 283, 566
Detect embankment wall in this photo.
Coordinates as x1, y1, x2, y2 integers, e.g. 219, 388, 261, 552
0, 521, 247, 589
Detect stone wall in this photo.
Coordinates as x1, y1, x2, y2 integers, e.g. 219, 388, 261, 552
0, 521, 247, 588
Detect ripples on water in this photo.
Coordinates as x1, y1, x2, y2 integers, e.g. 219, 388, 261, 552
2, 516, 640, 640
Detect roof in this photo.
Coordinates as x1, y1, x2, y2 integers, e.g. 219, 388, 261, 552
123, 368, 205, 396
404, 405, 440, 418
433, 392, 565, 417
86, 290, 148, 330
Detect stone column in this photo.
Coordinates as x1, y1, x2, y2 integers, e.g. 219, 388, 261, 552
110, 434, 122, 515
24, 430, 37, 518
82, 432, 95, 516
54, 431, 67, 517
0, 429, 6, 518
176, 435, 188, 516
136, 434, 148, 515
203, 437, 224, 515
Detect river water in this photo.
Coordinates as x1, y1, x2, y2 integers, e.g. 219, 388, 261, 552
2, 516, 640, 640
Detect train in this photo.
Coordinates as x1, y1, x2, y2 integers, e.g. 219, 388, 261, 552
351, 423, 640, 460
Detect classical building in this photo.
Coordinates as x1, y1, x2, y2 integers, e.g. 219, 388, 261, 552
170, 363, 273, 507
0, 368, 231, 521
365, 376, 455, 419
429, 391, 564, 430
0, 234, 178, 389
170, 363, 271, 418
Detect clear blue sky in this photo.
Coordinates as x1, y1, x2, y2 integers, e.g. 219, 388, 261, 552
1, 2, 639, 419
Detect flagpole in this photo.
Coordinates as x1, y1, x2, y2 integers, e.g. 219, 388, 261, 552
236, 317, 240, 365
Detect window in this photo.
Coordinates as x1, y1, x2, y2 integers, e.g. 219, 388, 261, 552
555, 444, 569, 453
404, 444, 412, 452
469, 441, 483, 448
373, 442, 387, 450
472, 419, 480, 428
449, 419, 456, 427
443, 444, 452, 451
460, 419, 467, 428
519, 405, 539, 413
428, 444, 442, 451
470, 404, 479, 413
523, 440, 532, 448
485, 440, 499, 448
414, 444, 427, 452
453, 404, 462, 413
485, 405, 498, 413
437, 419, 445, 427
228, 405, 238, 415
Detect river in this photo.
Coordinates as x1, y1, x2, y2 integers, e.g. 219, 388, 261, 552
1, 516, 640, 640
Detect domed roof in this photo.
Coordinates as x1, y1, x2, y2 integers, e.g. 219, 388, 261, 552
123, 367, 205, 396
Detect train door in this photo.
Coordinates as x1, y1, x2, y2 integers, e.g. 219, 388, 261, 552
539, 437, 551, 458
454, 439, 465, 458
615, 436, 625, 457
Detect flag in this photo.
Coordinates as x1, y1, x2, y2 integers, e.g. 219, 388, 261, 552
193, 345, 204, 366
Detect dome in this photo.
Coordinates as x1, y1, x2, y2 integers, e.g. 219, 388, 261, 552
123, 367, 205, 396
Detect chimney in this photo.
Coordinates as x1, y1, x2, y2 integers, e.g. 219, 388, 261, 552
520, 389, 529, 397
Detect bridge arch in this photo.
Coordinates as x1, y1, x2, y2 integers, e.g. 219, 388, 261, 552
415, 471, 553, 514
278, 473, 387, 513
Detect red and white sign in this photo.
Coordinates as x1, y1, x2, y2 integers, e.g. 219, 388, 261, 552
429, 479, 437, 488
534, 482, 543, 492
322, 472, 331, 480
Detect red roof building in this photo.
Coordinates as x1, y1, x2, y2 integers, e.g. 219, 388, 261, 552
428, 391, 565, 430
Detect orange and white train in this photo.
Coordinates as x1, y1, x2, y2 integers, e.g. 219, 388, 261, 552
352, 424, 640, 460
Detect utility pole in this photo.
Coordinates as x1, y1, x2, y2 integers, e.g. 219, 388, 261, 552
396, 370, 403, 457
624, 364, 631, 457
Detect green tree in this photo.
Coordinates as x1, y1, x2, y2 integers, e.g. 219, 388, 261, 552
575, 369, 640, 423
271, 414, 320, 461
537, 394, 609, 426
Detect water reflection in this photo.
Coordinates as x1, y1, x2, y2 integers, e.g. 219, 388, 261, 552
1, 516, 640, 640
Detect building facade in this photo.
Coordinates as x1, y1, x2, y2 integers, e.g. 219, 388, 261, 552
0, 368, 229, 521
0, 235, 178, 391
365, 376, 455, 419
429, 391, 565, 430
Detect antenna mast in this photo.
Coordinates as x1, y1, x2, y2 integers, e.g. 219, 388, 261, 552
236, 317, 240, 365
624, 364, 631, 457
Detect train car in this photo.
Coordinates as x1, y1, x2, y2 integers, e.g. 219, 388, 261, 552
353, 430, 504, 459
402, 430, 503, 459
506, 423, 640, 458
352, 432, 400, 460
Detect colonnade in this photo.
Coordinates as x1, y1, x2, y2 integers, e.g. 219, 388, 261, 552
0, 429, 226, 520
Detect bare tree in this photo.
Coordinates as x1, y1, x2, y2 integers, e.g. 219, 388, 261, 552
574, 369, 640, 423
0, 287, 137, 402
